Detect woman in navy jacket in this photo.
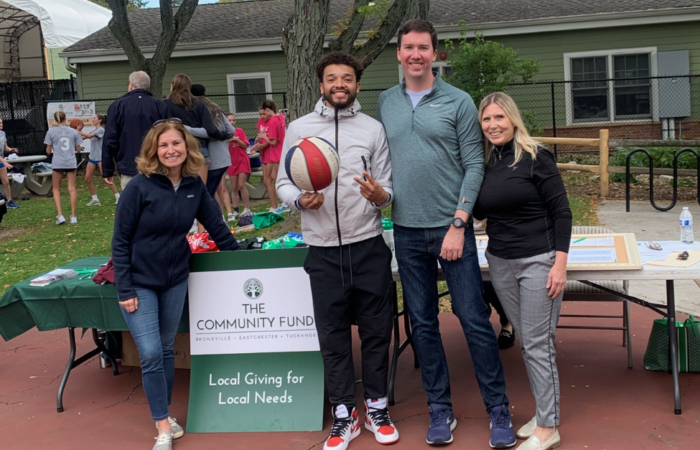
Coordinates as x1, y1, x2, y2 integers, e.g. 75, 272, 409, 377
112, 119, 239, 450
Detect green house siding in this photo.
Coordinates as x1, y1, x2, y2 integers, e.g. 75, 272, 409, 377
72, 20, 700, 132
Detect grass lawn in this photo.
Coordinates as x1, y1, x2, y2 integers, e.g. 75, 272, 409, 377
0, 180, 598, 297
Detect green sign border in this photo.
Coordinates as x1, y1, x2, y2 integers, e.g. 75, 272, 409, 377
190, 248, 309, 272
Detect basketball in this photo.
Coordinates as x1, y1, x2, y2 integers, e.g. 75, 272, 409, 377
285, 136, 340, 192
69, 119, 83, 129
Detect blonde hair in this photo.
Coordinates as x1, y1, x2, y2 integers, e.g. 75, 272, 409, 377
54, 110, 67, 124
478, 92, 540, 166
136, 122, 204, 178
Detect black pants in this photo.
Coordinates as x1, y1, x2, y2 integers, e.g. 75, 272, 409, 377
483, 280, 510, 327
304, 235, 393, 410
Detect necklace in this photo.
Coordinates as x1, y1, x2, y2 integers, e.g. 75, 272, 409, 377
494, 146, 504, 161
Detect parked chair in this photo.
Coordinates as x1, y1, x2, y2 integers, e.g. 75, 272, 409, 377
560, 226, 633, 368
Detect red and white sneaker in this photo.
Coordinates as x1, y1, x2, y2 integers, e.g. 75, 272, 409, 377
324, 406, 361, 450
364, 400, 400, 445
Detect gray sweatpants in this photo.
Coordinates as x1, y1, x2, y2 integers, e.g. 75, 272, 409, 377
486, 250, 562, 427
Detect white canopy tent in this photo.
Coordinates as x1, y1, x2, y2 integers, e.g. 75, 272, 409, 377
4, 0, 111, 49
0, 0, 110, 80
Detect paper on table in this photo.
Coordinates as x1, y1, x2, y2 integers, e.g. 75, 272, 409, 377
637, 241, 696, 263
478, 249, 487, 265
570, 237, 615, 247
646, 251, 700, 268
569, 247, 617, 263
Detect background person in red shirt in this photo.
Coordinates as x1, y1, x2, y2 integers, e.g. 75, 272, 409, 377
251, 99, 288, 213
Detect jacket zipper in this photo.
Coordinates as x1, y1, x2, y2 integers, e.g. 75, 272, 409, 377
334, 109, 343, 247
167, 184, 180, 286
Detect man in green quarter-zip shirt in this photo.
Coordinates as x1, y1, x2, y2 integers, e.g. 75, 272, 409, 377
376, 19, 516, 448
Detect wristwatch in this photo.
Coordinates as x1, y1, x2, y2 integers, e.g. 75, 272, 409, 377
451, 217, 467, 229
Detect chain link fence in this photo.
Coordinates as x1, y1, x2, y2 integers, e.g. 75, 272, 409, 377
0, 78, 76, 155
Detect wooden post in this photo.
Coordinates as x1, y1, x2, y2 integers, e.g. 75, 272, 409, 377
599, 129, 609, 198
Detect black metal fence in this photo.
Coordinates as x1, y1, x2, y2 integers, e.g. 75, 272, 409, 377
505, 75, 700, 142
0, 78, 76, 154
6, 74, 698, 156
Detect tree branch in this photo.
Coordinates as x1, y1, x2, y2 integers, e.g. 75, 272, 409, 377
351, 0, 420, 68
152, 0, 198, 67
329, 0, 370, 53
418, 0, 429, 20
107, 0, 147, 69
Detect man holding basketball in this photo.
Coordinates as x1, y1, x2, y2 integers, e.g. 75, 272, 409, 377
277, 51, 397, 450
377, 19, 516, 448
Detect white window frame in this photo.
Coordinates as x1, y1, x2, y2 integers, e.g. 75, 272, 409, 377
563, 48, 659, 125
226, 72, 272, 119
398, 61, 451, 83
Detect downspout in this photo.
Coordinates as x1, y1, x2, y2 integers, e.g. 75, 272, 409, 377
64, 57, 77, 74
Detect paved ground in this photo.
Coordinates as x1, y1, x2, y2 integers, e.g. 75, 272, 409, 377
2, 301, 699, 450
597, 200, 700, 316
2, 199, 700, 450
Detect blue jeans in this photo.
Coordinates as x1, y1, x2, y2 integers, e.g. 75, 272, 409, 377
120, 280, 188, 421
394, 224, 508, 411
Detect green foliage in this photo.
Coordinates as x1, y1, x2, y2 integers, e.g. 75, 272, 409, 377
444, 23, 541, 106
521, 110, 543, 137
609, 146, 700, 182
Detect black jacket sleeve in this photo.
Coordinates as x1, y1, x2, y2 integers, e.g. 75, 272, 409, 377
101, 101, 120, 178
196, 182, 240, 251
112, 179, 142, 300
533, 148, 572, 253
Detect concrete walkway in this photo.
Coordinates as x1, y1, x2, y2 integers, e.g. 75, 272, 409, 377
597, 200, 700, 316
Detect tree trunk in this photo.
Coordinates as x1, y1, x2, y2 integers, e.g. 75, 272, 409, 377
107, 0, 199, 96
282, 0, 331, 122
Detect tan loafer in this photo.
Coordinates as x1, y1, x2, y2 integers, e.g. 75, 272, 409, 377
516, 429, 560, 450
516, 416, 537, 439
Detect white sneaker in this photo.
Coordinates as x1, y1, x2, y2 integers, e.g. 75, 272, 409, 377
228, 212, 238, 222
154, 417, 184, 439
241, 208, 253, 217
324, 406, 360, 450
56, 215, 66, 225
152, 430, 172, 450
269, 207, 279, 213
364, 400, 399, 444
114, 197, 119, 206
70, 216, 78, 224
86, 199, 101, 206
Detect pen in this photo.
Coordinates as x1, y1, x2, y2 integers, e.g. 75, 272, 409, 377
573, 237, 586, 243
361, 156, 368, 181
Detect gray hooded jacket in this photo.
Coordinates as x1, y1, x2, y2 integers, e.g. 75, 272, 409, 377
277, 98, 393, 247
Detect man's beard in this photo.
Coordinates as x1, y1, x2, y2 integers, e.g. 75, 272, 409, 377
322, 88, 357, 110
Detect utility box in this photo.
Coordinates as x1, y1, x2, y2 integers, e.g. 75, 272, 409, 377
657, 50, 690, 118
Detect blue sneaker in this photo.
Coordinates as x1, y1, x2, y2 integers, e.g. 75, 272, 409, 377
427, 404, 456, 445
489, 405, 516, 448
7, 200, 19, 209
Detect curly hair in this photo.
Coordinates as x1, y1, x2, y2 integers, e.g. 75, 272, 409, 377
136, 122, 204, 178
315, 51, 364, 82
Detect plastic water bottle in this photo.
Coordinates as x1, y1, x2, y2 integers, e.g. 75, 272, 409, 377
382, 219, 399, 271
680, 207, 694, 244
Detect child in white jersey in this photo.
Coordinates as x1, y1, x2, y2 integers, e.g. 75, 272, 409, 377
44, 110, 82, 225
79, 114, 120, 206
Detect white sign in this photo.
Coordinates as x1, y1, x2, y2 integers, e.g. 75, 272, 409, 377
46, 101, 96, 153
188, 267, 319, 355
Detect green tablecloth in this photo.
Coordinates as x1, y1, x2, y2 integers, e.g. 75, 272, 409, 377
0, 257, 189, 341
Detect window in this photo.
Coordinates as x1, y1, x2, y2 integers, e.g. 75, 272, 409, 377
564, 48, 657, 124
226, 72, 272, 119
397, 62, 452, 82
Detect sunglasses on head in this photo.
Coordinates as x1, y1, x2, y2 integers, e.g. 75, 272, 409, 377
151, 118, 183, 128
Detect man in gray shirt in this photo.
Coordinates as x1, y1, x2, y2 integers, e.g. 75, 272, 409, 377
377, 19, 515, 448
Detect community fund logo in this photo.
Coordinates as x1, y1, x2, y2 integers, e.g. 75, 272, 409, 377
244, 278, 263, 299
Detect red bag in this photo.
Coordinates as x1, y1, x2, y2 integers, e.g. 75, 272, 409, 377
93, 257, 116, 284
188, 232, 219, 253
